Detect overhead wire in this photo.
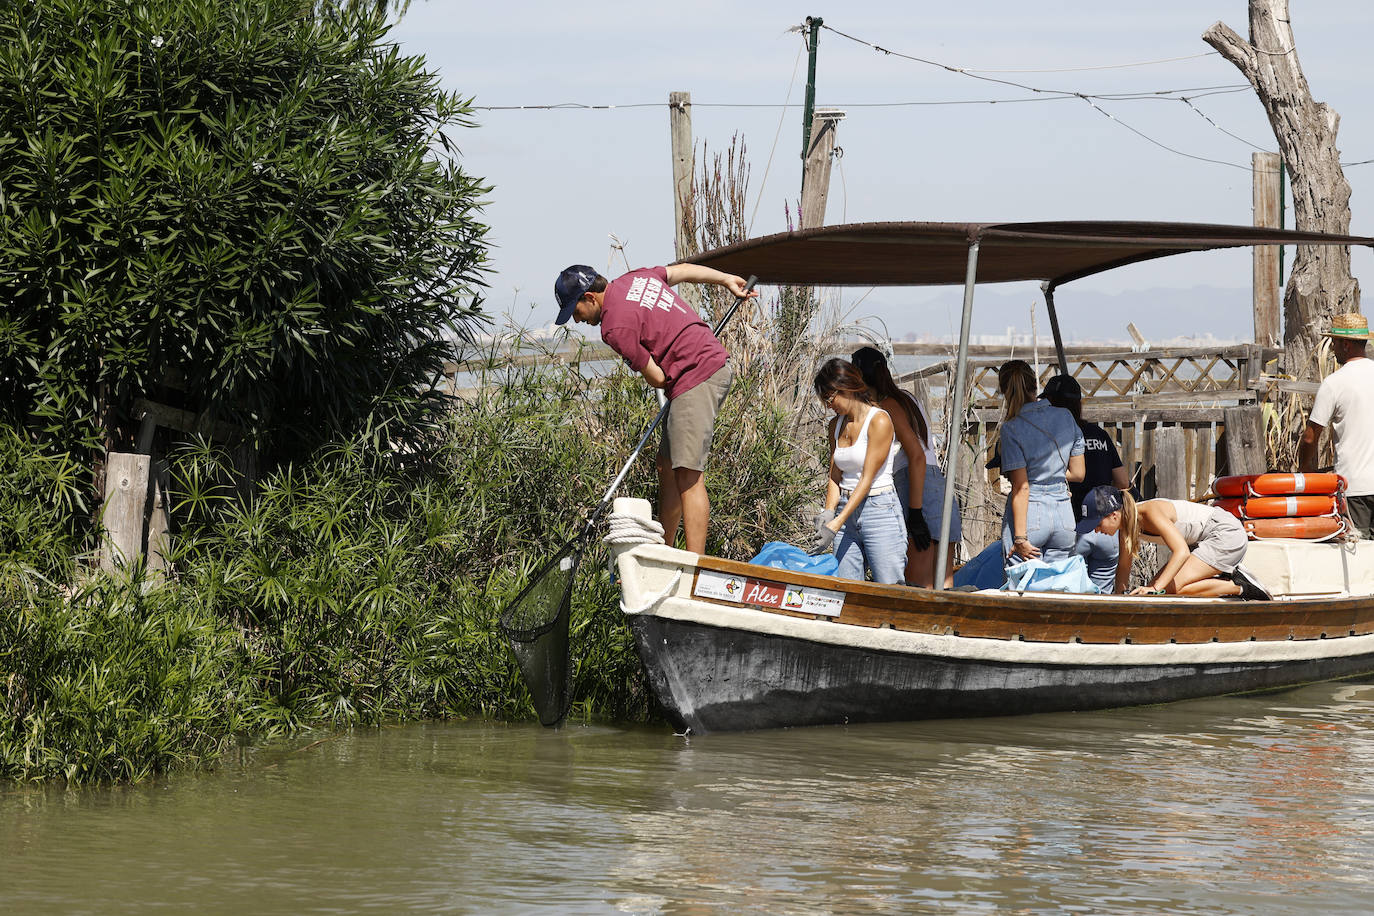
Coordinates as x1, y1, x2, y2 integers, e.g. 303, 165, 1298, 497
816, 22, 1373, 171
959, 51, 1218, 73
469, 25, 1372, 171
748, 29, 807, 237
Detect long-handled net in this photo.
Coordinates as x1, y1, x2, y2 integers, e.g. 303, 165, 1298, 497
500, 535, 583, 726
498, 277, 757, 727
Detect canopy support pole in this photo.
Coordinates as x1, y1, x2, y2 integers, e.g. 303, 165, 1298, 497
1040, 280, 1069, 376
934, 238, 981, 590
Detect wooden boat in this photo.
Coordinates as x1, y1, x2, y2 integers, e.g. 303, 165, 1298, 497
610, 220, 1374, 734
611, 499, 1374, 733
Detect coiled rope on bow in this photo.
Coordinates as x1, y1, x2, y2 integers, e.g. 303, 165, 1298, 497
604, 511, 666, 546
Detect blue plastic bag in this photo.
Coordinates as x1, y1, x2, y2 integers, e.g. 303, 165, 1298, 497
749, 541, 839, 576
1002, 554, 1100, 594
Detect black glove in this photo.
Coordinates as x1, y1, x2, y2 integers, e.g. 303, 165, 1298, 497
907, 507, 932, 551
810, 508, 838, 555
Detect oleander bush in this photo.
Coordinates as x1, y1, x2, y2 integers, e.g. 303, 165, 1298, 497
0, 0, 488, 464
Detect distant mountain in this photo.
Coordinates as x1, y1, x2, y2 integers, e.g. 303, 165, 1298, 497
836, 285, 1254, 345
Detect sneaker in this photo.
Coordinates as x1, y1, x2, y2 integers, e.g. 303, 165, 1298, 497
1232, 565, 1273, 601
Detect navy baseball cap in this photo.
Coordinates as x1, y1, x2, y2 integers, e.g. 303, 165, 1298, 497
554, 265, 598, 325
1076, 485, 1124, 534
1041, 373, 1082, 402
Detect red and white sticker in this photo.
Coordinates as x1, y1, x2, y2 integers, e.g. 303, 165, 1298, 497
693, 569, 845, 617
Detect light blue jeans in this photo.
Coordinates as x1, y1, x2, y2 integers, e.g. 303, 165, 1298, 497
1001, 482, 1075, 566
834, 489, 908, 584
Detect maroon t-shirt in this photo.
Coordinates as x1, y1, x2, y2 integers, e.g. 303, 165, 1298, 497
600, 266, 728, 400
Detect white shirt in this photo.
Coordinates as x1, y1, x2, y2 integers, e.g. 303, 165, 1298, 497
1311, 356, 1374, 496
833, 407, 897, 493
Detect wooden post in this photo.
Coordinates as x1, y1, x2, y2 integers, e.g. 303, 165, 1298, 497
147, 458, 171, 572
1223, 405, 1267, 476
668, 90, 699, 323
669, 91, 693, 260
100, 452, 150, 571
800, 112, 841, 229
1154, 426, 1188, 500
1252, 151, 1282, 347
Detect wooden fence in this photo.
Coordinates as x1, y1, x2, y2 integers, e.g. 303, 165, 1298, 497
901, 344, 1276, 555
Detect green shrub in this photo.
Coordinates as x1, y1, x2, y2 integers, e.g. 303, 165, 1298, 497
0, 427, 87, 598
0, 0, 488, 461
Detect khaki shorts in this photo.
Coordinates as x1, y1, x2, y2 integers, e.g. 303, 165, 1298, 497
1192, 508, 1248, 574
658, 362, 733, 472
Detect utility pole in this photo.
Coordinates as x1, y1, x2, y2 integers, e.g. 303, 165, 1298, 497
1251, 151, 1282, 348
800, 109, 844, 229
800, 16, 822, 180
668, 90, 699, 318
669, 90, 693, 261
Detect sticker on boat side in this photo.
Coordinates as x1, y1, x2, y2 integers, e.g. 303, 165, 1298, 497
693, 570, 845, 617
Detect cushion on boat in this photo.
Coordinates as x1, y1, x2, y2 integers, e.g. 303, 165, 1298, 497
1241, 538, 1374, 596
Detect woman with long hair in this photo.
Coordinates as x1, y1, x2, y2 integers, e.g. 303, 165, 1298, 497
851, 346, 961, 588
813, 358, 908, 584
996, 360, 1085, 568
1073, 485, 1138, 594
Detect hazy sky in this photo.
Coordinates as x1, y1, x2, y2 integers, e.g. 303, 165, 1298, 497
389, 2, 1374, 340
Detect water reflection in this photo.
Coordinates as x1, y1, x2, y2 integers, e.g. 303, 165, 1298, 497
3, 681, 1374, 914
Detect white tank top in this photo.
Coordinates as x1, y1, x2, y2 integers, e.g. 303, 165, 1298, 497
833, 406, 897, 492
891, 391, 939, 471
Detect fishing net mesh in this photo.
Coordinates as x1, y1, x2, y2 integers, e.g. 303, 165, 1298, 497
499, 539, 578, 726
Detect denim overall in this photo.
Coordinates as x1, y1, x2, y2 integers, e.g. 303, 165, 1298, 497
998, 401, 1085, 565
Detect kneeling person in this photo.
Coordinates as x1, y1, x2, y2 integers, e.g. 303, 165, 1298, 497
1126, 498, 1268, 599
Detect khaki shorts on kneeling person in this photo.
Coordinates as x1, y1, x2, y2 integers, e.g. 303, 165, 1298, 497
658, 362, 734, 472
1191, 508, 1248, 575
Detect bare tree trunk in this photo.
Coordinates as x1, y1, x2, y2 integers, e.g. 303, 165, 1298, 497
1203, 0, 1359, 383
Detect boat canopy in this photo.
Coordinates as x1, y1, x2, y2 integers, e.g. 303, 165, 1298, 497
682, 220, 1374, 289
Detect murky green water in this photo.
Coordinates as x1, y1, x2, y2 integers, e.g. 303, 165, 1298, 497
5, 680, 1374, 914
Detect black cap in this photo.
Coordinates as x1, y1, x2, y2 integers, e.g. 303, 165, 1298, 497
1076, 485, 1124, 534
1041, 373, 1082, 402
554, 265, 598, 325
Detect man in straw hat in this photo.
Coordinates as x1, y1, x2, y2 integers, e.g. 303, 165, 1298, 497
1300, 312, 1374, 537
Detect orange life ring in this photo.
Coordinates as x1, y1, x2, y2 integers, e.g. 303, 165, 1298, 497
1243, 516, 1345, 540
1213, 497, 1245, 518
1248, 472, 1344, 496
1213, 472, 1344, 497
1239, 494, 1338, 518
1213, 475, 1258, 498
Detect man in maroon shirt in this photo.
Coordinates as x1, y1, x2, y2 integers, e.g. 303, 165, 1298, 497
555, 263, 756, 553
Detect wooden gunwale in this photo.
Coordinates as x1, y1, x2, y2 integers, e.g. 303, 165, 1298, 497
693, 555, 1374, 646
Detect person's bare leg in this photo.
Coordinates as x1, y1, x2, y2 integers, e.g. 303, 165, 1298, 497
674, 466, 709, 554
941, 544, 956, 589
909, 544, 933, 588
1166, 555, 1241, 597
657, 453, 683, 546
